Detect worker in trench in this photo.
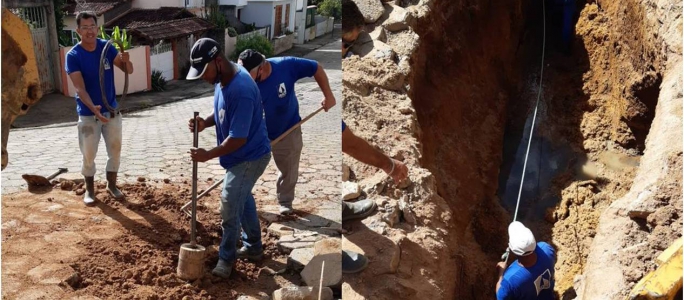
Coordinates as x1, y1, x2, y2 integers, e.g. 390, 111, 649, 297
341, 0, 365, 58
65, 11, 134, 206
496, 221, 557, 300
341, 120, 409, 273
237, 49, 336, 216
185, 38, 272, 279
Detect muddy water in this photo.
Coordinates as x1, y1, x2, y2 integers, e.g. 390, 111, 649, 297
497, 108, 641, 221
497, 109, 575, 220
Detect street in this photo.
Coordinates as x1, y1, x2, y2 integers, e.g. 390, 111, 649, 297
2, 40, 342, 201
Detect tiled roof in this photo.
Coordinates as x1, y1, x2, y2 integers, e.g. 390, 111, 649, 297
104, 7, 194, 29
130, 17, 216, 41
64, 0, 126, 16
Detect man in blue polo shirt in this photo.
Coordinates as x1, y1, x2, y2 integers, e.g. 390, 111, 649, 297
496, 221, 556, 300
185, 38, 271, 279
238, 49, 336, 215
65, 11, 134, 206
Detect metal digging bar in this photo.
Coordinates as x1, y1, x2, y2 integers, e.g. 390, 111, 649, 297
180, 107, 325, 217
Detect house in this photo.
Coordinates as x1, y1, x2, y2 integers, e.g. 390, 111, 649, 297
104, 7, 216, 79
62, 0, 132, 44
62, 1, 216, 81
240, 0, 296, 39
131, 0, 206, 17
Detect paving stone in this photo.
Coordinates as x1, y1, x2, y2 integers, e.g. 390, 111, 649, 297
277, 232, 325, 253
300, 253, 342, 288
287, 248, 315, 271
272, 286, 333, 300
351, 0, 385, 23
267, 223, 295, 237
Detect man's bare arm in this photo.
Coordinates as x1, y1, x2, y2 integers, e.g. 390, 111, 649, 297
342, 127, 393, 172
68, 72, 108, 122
113, 54, 134, 74
313, 64, 336, 111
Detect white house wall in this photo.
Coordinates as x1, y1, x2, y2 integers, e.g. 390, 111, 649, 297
241, 2, 274, 34
219, 0, 248, 6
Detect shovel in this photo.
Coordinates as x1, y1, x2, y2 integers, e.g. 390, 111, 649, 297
22, 168, 68, 187
180, 107, 324, 217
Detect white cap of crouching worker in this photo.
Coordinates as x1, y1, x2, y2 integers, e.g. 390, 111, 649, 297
508, 221, 536, 256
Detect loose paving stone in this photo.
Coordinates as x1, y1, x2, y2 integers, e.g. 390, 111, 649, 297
277, 232, 325, 253
272, 286, 333, 300
301, 253, 342, 288
287, 248, 315, 271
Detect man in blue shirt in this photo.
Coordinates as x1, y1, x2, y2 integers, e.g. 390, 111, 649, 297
185, 38, 272, 279
237, 49, 336, 215
496, 221, 557, 300
65, 11, 134, 206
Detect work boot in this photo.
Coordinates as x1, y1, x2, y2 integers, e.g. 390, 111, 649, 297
211, 258, 232, 279
342, 199, 377, 221
106, 172, 125, 200
279, 203, 294, 215
237, 246, 264, 262
342, 250, 369, 274
83, 176, 96, 206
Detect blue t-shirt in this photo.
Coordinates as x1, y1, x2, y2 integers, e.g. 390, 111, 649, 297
497, 242, 556, 300
257, 56, 318, 140
213, 64, 271, 169
65, 39, 118, 116
342, 120, 347, 132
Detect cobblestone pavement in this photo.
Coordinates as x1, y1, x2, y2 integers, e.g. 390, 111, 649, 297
2, 39, 342, 226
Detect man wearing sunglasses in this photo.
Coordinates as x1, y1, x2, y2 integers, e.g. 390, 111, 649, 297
237, 49, 336, 215
342, 0, 366, 58
496, 221, 556, 300
65, 11, 134, 205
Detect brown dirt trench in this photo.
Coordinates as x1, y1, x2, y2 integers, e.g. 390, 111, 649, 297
343, 0, 681, 299
409, 0, 681, 299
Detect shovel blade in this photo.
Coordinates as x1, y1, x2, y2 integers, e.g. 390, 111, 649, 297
22, 174, 51, 187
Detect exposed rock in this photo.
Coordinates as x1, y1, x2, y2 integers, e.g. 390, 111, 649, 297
272, 286, 332, 300
342, 181, 361, 200
351, 0, 386, 23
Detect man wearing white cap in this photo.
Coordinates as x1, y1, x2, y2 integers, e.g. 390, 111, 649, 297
496, 221, 556, 300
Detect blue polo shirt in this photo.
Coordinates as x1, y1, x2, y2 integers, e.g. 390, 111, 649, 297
497, 242, 556, 300
213, 64, 271, 169
257, 57, 318, 140
65, 39, 118, 116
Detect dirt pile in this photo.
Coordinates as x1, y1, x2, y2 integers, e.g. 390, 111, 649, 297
344, 0, 681, 299
2, 180, 298, 300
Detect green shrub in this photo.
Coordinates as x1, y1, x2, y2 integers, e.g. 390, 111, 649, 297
99, 26, 132, 50
151, 70, 167, 92
227, 27, 238, 37
230, 35, 274, 61
204, 4, 228, 29
318, 0, 341, 19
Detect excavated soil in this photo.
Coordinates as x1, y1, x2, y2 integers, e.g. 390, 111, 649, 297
1, 179, 301, 300
343, 0, 681, 298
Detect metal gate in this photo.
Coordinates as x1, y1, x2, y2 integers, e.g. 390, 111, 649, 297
10, 6, 55, 93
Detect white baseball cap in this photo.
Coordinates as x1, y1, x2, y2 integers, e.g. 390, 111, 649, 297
508, 221, 536, 256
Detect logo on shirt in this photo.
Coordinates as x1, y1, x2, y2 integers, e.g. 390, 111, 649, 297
278, 82, 287, 98
219, 108, 225, 125
534, 269, 552, 295
104, 58, 111, 70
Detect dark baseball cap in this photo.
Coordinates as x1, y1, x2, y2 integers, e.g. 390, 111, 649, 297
187, 38, 221, 80
238, 49, 265, 72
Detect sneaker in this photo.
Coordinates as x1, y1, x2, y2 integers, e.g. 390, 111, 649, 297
237, 246, 264, 261
342, 199, 377, 221
342, 250, 368, 274
279, 204, 294, 215
211, 259, 232, 279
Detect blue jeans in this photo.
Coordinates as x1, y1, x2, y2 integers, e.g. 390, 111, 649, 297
218, 152, 271, 263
